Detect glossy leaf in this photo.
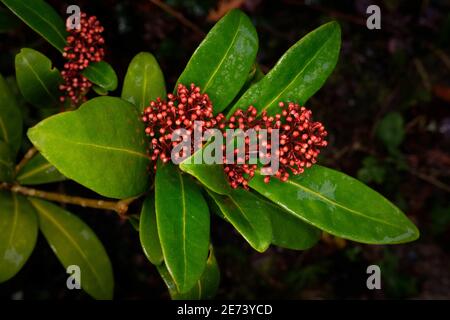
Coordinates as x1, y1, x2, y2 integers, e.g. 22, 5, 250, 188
28, 97, 150, 199
121, 52, 166, 112
206, 189, 272, 252
155, 162, 210, 293
0, 0, 67, 52
0, 192, 38, 283
16, 153, 65, 185
249, 166, 420, 244
229, 21, 341, 116
0, 141, 14, 182
176, 9, 258, 113
259, 195, 321, 250
139, 195, 163, 265
30, 198, 114, 299
82, 61, 118, 92
0, 73, 22, 155
157, 247, 220, 300
180, 161, 232, 195
15, 48, 62, 109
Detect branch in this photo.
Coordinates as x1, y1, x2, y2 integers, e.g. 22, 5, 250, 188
0, 183, 136, 215
149, 0, 205, 37
15, 147, 38, 174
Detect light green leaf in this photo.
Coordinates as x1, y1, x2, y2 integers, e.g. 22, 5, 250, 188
206, 189, 271, 252
249, 166, 419, 244
0, 192, 38, 283
15, 48, 62, 109
176, 9, 258, 113
157, 247, 220, 300
122, 52, 166, 112
16, 153, 65, 185
0, 73, 22, 155
139, 194, 163, 265
0, 0, 67, 52
180, 160, 232, 195
27, 96, 150, 199
82, 61, 118, 92
0, 141, 14, 182
228, 21, 341, 116
155, 162, 210, 293
30, 198, 114, 299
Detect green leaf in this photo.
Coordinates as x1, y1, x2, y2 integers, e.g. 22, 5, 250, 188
228, 21, 341, 116
249, 166, 420, 244
180, 161, 232, 195
0, 192, 38, 283
155, 162, 210, 293
0, 73, 22, 155
121, 52, 166, 112
139, 194, 163, 265
0, 0, 67, 52
27, 97, 150, 199
16, 153, 65, 185
157, 247, 220, 300
29, 198, 114, 299
376, 112, 404, 150
176, 9, 258, 113
260, 195, 321, 250
82, 61, 118, 92
15, 48, 62, 109
206, 189, 271, 252
0, 141, 14, 182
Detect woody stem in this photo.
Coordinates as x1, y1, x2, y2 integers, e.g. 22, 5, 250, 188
15, 147, 38, 174
0, 183, 136, 215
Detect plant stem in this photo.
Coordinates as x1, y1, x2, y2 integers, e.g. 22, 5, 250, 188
15, 147, 38, 174
149, 0, 205, 37
0, 183, 135, 215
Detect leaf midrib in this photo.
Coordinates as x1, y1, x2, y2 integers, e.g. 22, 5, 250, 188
32, 200, 108, 297
227, 196, 263, 245
17, 162, 53, 180
20, 54, 58, 104
0, 115, 9, 143
202, 14, 243, 93
259, 29, 336, 113
42, 133, 149, 159
177, 170, 188, 291
9, 0, 66, 50
141, 63, 149, 109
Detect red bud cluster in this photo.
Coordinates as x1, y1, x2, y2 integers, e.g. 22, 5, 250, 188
60, 13, 105, 105
224, 103, 327, 188
142, 84, 225, 169
142, 83, 328, 188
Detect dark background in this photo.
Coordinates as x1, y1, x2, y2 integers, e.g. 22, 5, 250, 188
0, 0, 449, 299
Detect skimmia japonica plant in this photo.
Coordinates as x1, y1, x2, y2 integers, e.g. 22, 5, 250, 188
0, 0, 419, 300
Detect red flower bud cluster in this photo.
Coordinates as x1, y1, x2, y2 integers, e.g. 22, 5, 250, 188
224, 102, 328, 188
142, 84, 225, 170
142, 83, 328, 188
60, 13, 105, 105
